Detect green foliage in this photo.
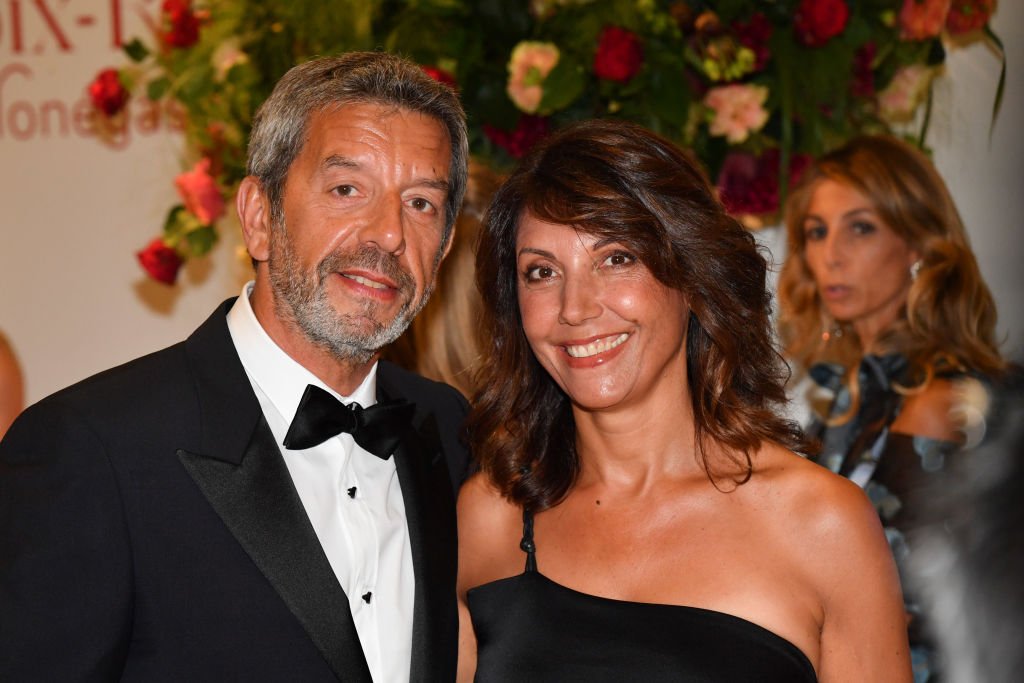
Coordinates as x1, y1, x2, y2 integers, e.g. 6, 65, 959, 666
97, 0, 1003, 280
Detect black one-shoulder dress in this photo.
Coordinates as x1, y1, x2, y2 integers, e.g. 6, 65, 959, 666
467, 510, 818, 682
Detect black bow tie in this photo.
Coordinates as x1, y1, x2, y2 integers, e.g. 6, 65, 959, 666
283, 384, 415, 459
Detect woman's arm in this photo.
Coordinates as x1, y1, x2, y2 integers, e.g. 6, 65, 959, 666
892, 378, 960, 443
812, 475, 913, 682
455, 473, 523, 683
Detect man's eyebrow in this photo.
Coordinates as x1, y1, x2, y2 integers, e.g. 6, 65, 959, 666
322, 154, 358, 170
321, 155, 449, 194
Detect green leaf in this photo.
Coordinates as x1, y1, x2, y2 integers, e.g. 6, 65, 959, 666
146, 77, 171, 101
538, 57, 586, 114
185, 226, 219, 257
122, 38, 150, 63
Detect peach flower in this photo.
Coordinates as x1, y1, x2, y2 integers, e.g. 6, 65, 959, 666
899, 0, 952, 40
506, 41, 560, 113
175, 158, 225, 225
703, 83, 770, 144
877, 64, 935, 121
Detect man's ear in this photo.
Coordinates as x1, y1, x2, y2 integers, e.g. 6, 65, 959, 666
237, 176, 272, 262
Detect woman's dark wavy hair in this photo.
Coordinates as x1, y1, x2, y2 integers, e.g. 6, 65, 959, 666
468, 119, 811, 512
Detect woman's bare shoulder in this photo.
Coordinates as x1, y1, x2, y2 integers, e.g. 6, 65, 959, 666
457, 472, 525, 593
754, 444, 884, 552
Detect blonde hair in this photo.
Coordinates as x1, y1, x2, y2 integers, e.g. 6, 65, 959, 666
383, 160, 503, 397
778, 135, 1004, 403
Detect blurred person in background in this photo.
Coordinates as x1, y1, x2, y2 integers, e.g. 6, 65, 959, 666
777, 134, 1008, 681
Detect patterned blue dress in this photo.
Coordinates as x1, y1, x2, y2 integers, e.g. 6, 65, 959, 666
807, 354, 961, 683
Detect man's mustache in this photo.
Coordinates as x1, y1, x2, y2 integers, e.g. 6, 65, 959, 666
317, 244, 415, 295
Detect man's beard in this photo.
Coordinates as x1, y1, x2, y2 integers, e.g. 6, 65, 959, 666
267, 219, 436, 365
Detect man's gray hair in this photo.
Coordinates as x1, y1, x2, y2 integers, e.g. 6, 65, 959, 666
247, 51, 469, 245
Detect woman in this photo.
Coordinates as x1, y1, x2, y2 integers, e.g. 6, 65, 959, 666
777, 134, 1006, 679
458, 120, 911, 682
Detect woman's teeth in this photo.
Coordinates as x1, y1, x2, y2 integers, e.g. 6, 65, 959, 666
566, 333, 629, 358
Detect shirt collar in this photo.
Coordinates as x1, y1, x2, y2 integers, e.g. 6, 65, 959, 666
226, 281, 378, 424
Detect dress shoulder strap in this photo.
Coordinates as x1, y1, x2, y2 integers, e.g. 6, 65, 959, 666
520, 507, 537, 573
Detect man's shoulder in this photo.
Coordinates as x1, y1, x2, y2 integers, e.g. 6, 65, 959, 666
377, 360, 468, 413
27, 300, 236, 422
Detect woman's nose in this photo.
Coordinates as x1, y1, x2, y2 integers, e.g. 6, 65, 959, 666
558, 272, 602, 325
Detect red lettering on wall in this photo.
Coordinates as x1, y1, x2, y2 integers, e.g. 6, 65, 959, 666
30, 0, 71, 51
1, 61, 180, 144
110, 0, 122, 47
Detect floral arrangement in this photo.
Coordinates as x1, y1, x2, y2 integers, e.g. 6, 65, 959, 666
89, 0, 1003, 285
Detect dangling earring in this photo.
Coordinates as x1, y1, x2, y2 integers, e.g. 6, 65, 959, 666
821, 315, 843, 342
910, 259, 923, 281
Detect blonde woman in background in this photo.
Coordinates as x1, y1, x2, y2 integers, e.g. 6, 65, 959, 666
777, 134, 1008, 681
0, 331, 24, 439
385, 160, 503, 397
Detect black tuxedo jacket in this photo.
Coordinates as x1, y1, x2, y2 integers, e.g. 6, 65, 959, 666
0, 300, 469, 682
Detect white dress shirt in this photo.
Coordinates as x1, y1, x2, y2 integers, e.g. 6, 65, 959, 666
226, 282, 414, 682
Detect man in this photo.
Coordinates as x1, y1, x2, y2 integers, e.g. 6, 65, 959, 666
0, 52, 470, 682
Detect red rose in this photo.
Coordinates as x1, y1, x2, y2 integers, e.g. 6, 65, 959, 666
88, 68, 128, 117
851, 42, 877, 98
421, 65, 457, 89
137, 238, 184, 285
161, 0, 200, 49
794, 0, 850, 47
717, 149, 812, 218
733, 13, 773, 71
946, 0, 994, 35
483, 115, 550, 159
593, 26, 644, 83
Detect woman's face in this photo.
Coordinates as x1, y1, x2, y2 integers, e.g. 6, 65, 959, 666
515, 214, 690, 412
802, 179, 920, 350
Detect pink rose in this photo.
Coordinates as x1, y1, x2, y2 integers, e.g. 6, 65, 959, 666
174, 158, 225, 225
88, 69, 129, 117
704, 83, 769, 144
506, 41, 560, 113
794, 0, 850, 47
878, 64, 935, 121
137, 238, 184, 285
899, 0, 952, 40
593, 26, 644, 83
945, 0, 994, 35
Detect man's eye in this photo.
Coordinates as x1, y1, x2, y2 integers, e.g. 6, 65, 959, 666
409, 197, 435, 213
333, 185, 356, 197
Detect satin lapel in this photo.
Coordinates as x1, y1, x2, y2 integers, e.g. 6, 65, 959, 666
179, 302, 372, 683
378, 380, 458, 682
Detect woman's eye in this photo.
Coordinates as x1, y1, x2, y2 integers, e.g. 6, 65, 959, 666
804, 224, 826, 241
851, 220, 876, 235
524, 265, 555, 282
603, 251, 636, 267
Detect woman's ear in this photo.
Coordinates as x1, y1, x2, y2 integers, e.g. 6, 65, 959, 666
237, 176, 272, 262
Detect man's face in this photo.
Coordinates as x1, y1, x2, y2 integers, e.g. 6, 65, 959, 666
266, 103, 453, 364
